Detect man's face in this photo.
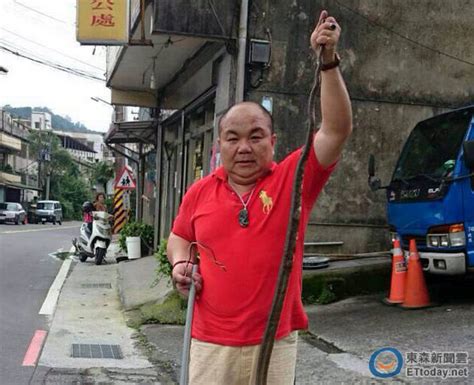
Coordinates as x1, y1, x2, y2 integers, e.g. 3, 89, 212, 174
218, 103, 276, 186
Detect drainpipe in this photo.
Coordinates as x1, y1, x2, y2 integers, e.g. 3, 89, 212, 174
235, 0, 249, 102
153, 120, 163, 249
137, 143, 144, 222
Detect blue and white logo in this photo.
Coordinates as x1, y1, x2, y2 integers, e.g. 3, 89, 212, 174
369, 347, 403, 378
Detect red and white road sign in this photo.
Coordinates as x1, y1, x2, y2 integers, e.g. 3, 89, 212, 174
115, 167, 136, 189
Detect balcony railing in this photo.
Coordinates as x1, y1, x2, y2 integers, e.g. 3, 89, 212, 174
0, 170, 21, 184
0, 109, 30, 140
0, 132, 22, 152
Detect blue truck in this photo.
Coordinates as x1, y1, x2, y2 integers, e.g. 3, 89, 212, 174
369, 105, 474, 275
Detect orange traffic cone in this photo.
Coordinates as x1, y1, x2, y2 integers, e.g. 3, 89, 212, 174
383, 239, 406, 305
400, 239, 431, 309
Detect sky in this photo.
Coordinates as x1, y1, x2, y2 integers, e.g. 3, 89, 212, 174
0, 0, 113, 132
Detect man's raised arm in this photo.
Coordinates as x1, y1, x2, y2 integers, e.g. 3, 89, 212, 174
311, 10, 353, 168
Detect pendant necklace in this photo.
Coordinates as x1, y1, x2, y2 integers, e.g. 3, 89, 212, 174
229, 183, 257, 228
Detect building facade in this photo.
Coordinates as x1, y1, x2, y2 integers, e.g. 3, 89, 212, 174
104, 0, 474, 251
0, 108, 39, 204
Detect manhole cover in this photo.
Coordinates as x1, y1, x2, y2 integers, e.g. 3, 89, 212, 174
303, 256, 330, 270
71, 344, 122, 359
81, 283, 112, 289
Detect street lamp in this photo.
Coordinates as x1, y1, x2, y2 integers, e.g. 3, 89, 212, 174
91, 96, 112, 106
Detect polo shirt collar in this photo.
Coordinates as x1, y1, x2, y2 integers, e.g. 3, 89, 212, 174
212, 162, 277, 182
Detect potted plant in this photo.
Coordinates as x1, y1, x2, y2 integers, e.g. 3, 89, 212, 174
118, 221, 154, 259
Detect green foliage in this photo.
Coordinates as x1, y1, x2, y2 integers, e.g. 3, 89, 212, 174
118, 221, 154, 253
105, 197, 113, 212
139, 291, 187, 325
0, 164, 14, 173
51, 173, 90, 220
153, 238, 172, 283
90, 161, 114, 193
28, 130, 90, 220
301, 266, 390, 305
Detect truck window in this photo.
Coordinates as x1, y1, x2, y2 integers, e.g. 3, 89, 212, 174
393, 110, 472, 182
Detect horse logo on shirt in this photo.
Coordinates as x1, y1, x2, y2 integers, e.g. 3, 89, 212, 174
259, 190, 273, 214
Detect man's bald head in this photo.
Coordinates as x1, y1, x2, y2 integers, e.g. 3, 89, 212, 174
218, 101, 274, 136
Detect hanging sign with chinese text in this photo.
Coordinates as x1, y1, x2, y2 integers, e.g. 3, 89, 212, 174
76, 0, 129, 45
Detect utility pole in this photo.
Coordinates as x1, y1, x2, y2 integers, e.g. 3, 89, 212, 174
45, 172, 51, 200
37, 149, 42, 198
44, 142, 51, 200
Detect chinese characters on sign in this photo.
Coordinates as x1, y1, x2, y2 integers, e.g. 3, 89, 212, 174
90, 0, 115, 27
369, 347, 469, 380
76, 0, 129, 45
405, 351, 469, 380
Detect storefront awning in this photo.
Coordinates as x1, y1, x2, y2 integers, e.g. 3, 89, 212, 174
0, 181, 42, 192
104, 120, 157, 145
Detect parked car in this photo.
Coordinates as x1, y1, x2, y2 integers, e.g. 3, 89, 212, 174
0, 202, 27, 225
35, 200, 63, 225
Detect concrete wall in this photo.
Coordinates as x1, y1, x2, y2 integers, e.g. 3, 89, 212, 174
247, 0, 474, 252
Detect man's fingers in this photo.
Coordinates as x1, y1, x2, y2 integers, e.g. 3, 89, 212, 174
192, 272, 203, 292
316, 10, 328, 28
315, 36, 331, 46
173, 266, 202, 295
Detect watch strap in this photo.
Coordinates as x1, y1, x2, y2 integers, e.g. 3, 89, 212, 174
320, 53, 340, 71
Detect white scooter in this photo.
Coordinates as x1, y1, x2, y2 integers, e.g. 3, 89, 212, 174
73, 211, 112, 265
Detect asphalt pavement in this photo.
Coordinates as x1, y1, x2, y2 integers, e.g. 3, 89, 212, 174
0, 221, 81, 385
30, 246, 474, 384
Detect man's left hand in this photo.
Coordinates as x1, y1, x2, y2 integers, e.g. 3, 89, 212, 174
310, 10, 341, 63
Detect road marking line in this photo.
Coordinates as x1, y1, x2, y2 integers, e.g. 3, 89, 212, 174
39, 258, 72, 315
22, 330, 48, 366
2, 225, 78, 234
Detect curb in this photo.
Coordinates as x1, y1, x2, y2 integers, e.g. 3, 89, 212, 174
302, 258, 391, 304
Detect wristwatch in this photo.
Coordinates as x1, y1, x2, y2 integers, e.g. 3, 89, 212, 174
320, 53, 340, 71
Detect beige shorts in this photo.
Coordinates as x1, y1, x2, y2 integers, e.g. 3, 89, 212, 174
188, 331, 298, 385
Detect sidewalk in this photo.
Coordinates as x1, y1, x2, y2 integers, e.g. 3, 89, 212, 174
116, 249, 393, 384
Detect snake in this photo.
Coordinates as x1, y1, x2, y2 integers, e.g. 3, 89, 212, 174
254, 43, 326, 384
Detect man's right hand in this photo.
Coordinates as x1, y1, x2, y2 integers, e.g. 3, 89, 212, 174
172, 262, 202, 296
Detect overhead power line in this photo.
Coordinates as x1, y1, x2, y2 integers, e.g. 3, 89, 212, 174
0, 27, 104, 71
13, 0, 69, 24
0, 44, 105, 82
332, 0, 474, 67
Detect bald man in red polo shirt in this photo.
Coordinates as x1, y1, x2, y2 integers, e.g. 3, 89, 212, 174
167, 10, 352, 385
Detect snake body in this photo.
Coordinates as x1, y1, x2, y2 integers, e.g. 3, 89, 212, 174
254, 49, 324, 384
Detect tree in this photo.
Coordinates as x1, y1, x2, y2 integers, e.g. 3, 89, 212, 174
28, 130, 90, 219
91, 160, 115, 194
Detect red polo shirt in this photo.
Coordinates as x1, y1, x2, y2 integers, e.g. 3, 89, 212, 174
172, 147, 336, 346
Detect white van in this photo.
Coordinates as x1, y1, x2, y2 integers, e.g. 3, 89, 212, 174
36, 200, 63, 225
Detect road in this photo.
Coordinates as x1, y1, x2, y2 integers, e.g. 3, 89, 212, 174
0, 221, 80, 385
